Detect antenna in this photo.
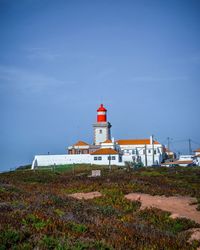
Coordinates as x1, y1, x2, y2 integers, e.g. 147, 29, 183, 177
167, 137, 173, 151
188, 138, 192, 155
167, 137, 170, 150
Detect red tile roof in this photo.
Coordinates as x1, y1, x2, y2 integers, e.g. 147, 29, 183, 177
194, 148, 200, 152
91, 148, 118, 155
117, 139, 160, 145
73, 141, 89, 146
102, 139, 112, 143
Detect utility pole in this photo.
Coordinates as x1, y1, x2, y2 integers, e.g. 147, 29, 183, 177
108, 155, 111, 171
167, 137, 170, 151
189, 139, 192, 155
152, 135, 154, 166
144, 144, 147, 167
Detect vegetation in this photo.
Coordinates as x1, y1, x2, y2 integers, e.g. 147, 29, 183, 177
0, 165, 200, 249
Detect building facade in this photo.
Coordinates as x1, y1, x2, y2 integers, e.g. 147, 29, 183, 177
32, 104, 165, 169
116, 137, 164, 166
193, 148, 200, 166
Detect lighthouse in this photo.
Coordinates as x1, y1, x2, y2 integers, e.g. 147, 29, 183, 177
93, 104, 112, 145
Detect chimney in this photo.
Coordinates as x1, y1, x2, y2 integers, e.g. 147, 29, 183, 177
150, 135, 153, 145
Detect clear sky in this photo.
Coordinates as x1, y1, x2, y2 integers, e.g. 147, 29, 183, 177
0, 0, 200, 171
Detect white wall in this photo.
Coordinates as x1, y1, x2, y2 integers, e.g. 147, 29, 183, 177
95, 127, 108, 145
31, 154, 92, 169
91, 154, 124, 166
101, 142, 115, 149
179, 155, 193, 160
118, 144, 164, 166
140, 154, 162, 166
122, 154, 161, 166
196, 156, 200, 166
31, 154, 125, 169
31, 143, 165, 169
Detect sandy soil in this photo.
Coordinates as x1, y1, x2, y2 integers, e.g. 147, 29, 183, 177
188, 228, 200, 242
125, 193, 200, 224
68, 191, 102, 200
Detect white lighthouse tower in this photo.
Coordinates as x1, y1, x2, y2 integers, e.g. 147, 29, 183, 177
93, 104, 112, 145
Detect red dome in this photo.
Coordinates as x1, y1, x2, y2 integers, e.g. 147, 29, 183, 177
97, 104, 107, 112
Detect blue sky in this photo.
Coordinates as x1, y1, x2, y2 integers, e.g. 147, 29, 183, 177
0, 0, 200, 171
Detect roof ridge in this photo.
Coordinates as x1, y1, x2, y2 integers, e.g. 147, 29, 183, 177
116, 139, 160, 145
102, 139, 112, 143
74, 140, 89, 146
91, 148, 118, 155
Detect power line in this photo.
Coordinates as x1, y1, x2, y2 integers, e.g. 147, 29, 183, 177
172, 139, 187, 144
191, 139, 200, 146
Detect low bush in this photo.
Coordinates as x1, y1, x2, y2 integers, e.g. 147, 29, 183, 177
0, 229, 21, 249
138, 208, 199, 234
22, 214, 49, 231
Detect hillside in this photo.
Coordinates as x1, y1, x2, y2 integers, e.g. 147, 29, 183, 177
0, 165, 200, 249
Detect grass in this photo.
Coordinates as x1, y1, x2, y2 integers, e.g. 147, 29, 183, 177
0, 166, 200, 249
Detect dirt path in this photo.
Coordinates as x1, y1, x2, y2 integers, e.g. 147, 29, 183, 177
68, 191, 102, 200
125, 193, 200, 224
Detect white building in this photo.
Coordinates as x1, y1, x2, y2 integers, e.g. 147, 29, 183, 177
31, 148, 123, 169
116, 137, 164, 166
193, 148, 200, 166
90, 148, 123, 166
100, 139, 115, 149
31, 104, 165, 169
161, 155, 194, 167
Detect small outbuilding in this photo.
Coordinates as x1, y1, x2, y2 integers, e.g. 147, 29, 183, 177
90, 148, 122, 165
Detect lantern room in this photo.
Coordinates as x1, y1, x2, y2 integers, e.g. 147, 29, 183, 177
97, 104, 107, 122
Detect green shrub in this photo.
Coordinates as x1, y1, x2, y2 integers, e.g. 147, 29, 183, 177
39, 235, 59, 249
97, 205, 117, 216
67, 222, 88, 233
22, 214, 49, 230
0, 229, 21, 249
93, 187, 141, 213
138, 208, 198, 234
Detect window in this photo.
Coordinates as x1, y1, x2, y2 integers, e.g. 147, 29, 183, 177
112, 156, 116, 160
98, 156, 102, 160
132, 150, 135, 154
108, 156, 111, 160
154, 150, 157, 154
143, 149, 145, 154
148, 149, 151, 153
99, 129, 102, 134
94, 157, 97, 161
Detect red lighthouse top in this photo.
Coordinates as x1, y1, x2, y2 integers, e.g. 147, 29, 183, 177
97, 104, 107, 112
97, 104, 107, 122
